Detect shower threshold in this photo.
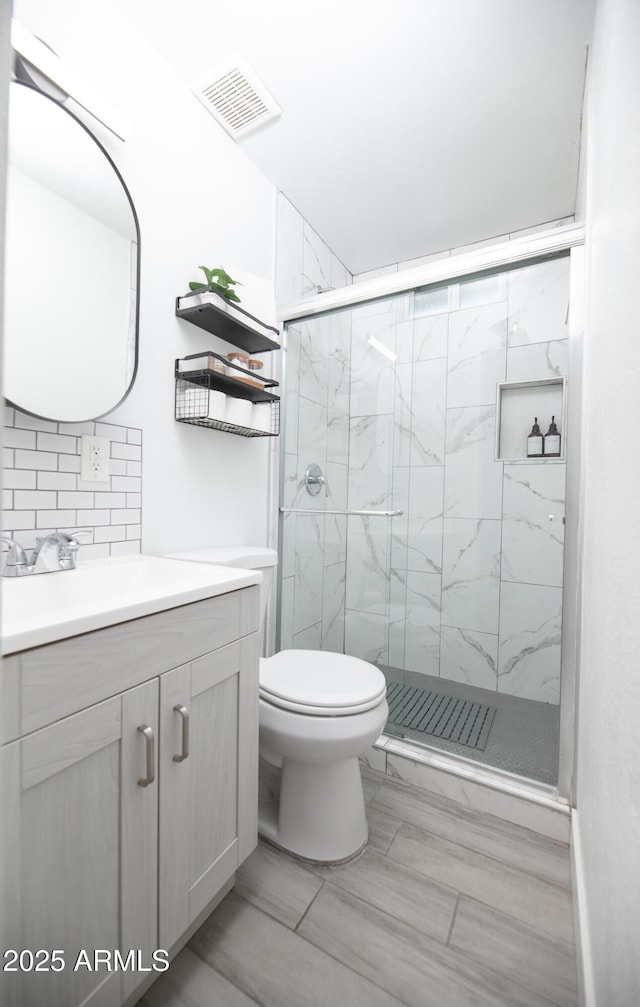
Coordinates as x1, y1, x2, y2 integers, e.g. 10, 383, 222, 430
379, 667, 560, 787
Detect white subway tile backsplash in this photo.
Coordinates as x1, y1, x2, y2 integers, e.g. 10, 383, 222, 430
4, 469, 37, 489
111, 442, 141, 461
58, 492, 95, 509
36, 510, 77, 528
37, 471, 76, 490
96, 422, 128, 442
77, 509, 111, 526
36, 432, 79, 454
111, 509, 141, 525
14, 490, 57, 510
94, 525, 127, 543
3, 415, 143, 557
4, 427, 36, 449
13, 413, 57, 432
111, 476, 141, 493
3, 510, 36, 530
59, 455, 82, 473
14, 449, 58, 471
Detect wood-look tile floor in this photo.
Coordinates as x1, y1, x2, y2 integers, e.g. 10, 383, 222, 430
140, 769, 577, 1007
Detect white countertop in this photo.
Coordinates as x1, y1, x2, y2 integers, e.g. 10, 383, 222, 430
1, 554, 261, 654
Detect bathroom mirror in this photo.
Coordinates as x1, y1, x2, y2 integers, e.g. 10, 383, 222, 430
3, 81, 140, 422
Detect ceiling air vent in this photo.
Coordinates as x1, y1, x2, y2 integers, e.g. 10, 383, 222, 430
191, 53, 281, 140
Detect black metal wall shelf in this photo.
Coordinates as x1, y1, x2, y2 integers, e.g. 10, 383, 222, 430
175, 288, 280, 354
176, 352, 279, 402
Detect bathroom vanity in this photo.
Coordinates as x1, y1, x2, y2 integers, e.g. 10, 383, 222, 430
0, 557, 261, 1007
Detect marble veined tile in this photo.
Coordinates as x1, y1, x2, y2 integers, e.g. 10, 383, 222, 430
296, 396, 327, 498
507, 257, 570, 347
327, 408, 349, 466
293, 515, 325, 634
293, 622, 322, 650
327, 309, 352, 414
506, 339, 569, 383
280, 507, 296, 578
447, 302, 507, 408
345, 515, 391, 613
348, 413, 394, 510
282, 451, 298, 510
498, 582, 562, 703
409, 358, 447, 466
302, 222, 332, 294
444, 406, 503, 519
351, 312, 397, 416
322, 561, 346, 653
344, 608, 388, 665
393, 363, 413, 467
413, 312, 448, 361
394, 318, 414, 365
406, 466, 444, 575
298, 317, 330, 407
403, 571, 442, 676
275, 193, 303, 307
441, 518, 501, 634
440, 626, 498, 691
502, 464, 566, 587
279, 576, 294, 650
390, 467, 410, 572
388, 569, 407, 669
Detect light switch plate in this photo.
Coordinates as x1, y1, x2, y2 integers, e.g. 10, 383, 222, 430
81, 435, 110, 482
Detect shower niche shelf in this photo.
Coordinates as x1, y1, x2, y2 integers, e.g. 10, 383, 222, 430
496, 377, 566, 462
175, 288, 281, 354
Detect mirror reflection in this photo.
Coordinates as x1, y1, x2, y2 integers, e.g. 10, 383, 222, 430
3, 82, 139, 422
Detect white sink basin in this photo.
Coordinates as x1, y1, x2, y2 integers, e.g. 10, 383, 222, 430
1, 554, 261, 654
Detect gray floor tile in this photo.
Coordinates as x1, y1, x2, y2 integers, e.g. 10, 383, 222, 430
141, 946, 259, 1007
450, 896, 578, 1007
235, 839, 323, 928
189, 891, 406, 1007
372, 781, 572, 889
366, 804, 402, 853
299, 882, 560, 1007
388, 822, 574, 942
309, 846, 457, 943
362, 773, 382, 803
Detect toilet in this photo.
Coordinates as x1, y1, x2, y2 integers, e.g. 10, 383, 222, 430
165, 545, 388, 863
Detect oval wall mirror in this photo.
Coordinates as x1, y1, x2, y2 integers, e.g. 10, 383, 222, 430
3, 81, 140, 422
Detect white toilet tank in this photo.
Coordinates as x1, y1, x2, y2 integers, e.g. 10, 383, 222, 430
165, 546, 278, 654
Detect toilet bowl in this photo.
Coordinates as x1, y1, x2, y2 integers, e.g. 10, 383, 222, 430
165, 545, 388, 863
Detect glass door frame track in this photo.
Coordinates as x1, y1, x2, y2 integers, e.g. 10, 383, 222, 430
276, 221, 584, 808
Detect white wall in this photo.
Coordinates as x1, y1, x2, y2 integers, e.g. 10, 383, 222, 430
10, 0, 279, 555
575, 0, 640, 1002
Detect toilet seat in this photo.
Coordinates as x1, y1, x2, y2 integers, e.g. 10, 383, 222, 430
259, 650, 387, 716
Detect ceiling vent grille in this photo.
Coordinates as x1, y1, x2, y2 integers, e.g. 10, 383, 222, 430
191, 54, 281, 140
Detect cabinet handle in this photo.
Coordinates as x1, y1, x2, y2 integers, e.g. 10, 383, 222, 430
173, 704, 190, 763
137, 725, 155, 787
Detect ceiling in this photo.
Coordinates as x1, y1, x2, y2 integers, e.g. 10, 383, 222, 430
117, 0, 594, 275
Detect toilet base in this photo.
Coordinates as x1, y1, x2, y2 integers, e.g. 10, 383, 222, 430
257, 756, 369, 864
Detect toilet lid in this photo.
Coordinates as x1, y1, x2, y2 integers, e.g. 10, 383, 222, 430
259, 650, 387, 716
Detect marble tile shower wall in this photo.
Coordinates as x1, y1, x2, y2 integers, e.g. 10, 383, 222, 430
275, 192, 352, 306
3, 408, 142, 560
280, 257, 569, 705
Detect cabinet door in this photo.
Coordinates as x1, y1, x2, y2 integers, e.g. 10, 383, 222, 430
159, 634, 259, 949
0, 681, 158, 1007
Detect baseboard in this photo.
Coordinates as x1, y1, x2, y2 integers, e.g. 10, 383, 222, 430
571, 810, 596, 1007
362, 734, 571, 843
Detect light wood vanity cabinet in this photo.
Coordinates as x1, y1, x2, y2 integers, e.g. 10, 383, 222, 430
1, 586, 260, 1007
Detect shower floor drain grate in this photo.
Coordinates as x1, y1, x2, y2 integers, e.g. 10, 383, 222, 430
386, 681, 496, 751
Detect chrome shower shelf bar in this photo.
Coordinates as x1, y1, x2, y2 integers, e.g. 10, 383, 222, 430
279, 507, 403, 517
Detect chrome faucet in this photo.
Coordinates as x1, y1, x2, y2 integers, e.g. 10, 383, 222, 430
2, 531, 89, 577
304, 463, 329, 497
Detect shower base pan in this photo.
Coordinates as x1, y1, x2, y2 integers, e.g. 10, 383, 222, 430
386, 680, 496, 751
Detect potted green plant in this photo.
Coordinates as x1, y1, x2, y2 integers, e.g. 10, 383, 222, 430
189, 266, 242, 303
